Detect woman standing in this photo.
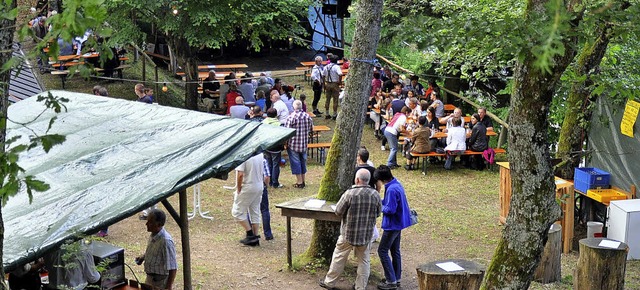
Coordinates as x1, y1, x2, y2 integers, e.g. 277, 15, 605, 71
383, 106, 410, 169
374, 165, 412, 290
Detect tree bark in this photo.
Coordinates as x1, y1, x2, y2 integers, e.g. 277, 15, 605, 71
305, 0, 384, 262
0, 0, 17, 288
481, 0, 583, 288
574, 238, 628, 290
555, 1, 631, 179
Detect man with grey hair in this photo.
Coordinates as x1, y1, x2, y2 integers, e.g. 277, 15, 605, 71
271, 90, 289, 124
201, 70, 220, 113
319, 168, 381, 290
440, 107, 465, 131
136, 209, 178, 290
285, 100, 313, 188
230, 96, 250, 119
255, 77, 272, 99
311, 55, 324, 116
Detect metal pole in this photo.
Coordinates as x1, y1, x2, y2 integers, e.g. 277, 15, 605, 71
155, 66, 159, 103
179, 189, 192, 290
142, 49, 146, 82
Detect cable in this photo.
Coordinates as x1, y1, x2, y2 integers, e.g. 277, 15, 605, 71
124, 262, 141, 286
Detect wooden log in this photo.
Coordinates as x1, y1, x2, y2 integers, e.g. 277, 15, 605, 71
416, 259, 485, 290
534, 224, 562, 283
573, 238, 629, 290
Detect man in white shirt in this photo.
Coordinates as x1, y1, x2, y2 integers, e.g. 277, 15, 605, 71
311, 56, 324, 116
270, 90, 289, 124
232, 154, 265, 246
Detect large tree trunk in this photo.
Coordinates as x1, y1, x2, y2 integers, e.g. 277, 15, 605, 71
481, 0, 582, 288
0, 1, 17, 289
168, 36, 199, 110
555, 2, 630, 179
305, 0, 384, 262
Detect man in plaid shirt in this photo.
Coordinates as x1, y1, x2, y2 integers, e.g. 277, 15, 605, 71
285, 100, 313, 188
320, 169, 381, 290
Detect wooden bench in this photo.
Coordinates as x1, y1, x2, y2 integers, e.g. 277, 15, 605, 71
411, 148, 506, 175
307, 142, 331, 165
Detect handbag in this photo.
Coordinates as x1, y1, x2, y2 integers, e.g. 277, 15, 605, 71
410, 209, 418, 226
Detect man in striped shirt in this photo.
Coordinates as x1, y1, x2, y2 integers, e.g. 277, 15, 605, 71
136, 209, 178, 290
319, 169, 381, 290
285, 100, 313, 188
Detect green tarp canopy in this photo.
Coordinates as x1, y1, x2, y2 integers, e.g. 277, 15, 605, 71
3, 91, 294, 270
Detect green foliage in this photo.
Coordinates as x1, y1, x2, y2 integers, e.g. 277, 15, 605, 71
105, 0, 312, 52
1, 92, 68, 205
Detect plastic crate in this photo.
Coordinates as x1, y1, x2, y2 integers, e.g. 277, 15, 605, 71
574, 167, 610, 192
586, 189, 628, 205
574, 180, 610, 193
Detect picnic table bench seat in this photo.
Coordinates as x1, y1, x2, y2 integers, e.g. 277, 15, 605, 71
410, 148, 506, 175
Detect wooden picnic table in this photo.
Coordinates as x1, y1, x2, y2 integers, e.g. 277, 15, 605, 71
275, 196, 340, 268
299, 60, 344, 67
432, 130, 497, 139
177, 71, 244, 80
198, 64, 248, 71
309, 125, 331, 143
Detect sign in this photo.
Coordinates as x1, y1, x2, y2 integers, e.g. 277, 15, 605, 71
621, 100, 640, 138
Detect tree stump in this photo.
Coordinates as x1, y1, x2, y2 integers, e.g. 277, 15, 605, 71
574, 238, 629, 290
534, 224, 562, 283
416, 259, 485, 290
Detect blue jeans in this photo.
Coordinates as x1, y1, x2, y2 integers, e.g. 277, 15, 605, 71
261, 185, 272, 239
384, 130, 399, 166
265, 151, 281, 187
287, 148, 307, 175
378, 230, 402, 283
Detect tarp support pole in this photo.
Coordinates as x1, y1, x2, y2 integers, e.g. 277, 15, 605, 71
179, 189, 192, 290
161, 199, 183, 228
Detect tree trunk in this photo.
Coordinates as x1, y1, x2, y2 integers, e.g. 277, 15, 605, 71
480, 0, 582, 288
533, 224, 562, 283
417, 259, 485, 290
574, 238, 628, 290
555, 2, 630, 179
305, 0, 384, 262
0, 1, 17, 289
169, 36, 199, 110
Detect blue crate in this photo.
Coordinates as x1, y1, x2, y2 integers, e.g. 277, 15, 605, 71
574, 180, 610, 193
574, 167, 610, 192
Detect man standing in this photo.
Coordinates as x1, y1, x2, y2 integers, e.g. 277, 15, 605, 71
285, 100, 313, 188
323, 54, 343, 120
319, 169, 381, 290
136, 209, 178, 290
355, 147, 381, 191
232, 154, 265, 246
311, 56, 324, 116
262, 108, 284, 188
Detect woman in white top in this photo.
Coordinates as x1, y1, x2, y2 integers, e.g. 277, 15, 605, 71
384, 106, 411, 168
444, 117, 466, 170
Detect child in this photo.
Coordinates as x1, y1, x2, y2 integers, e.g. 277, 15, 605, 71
299, 94, 308, 112
139, 88, 153, 104
255, 90, 266, 112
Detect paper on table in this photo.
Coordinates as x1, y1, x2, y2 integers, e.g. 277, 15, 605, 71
598, 239, 621, 249
555, 179, 567, 185
304, 198, 326, 209
436, 262, 465, 272
330, 205, 337, 211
